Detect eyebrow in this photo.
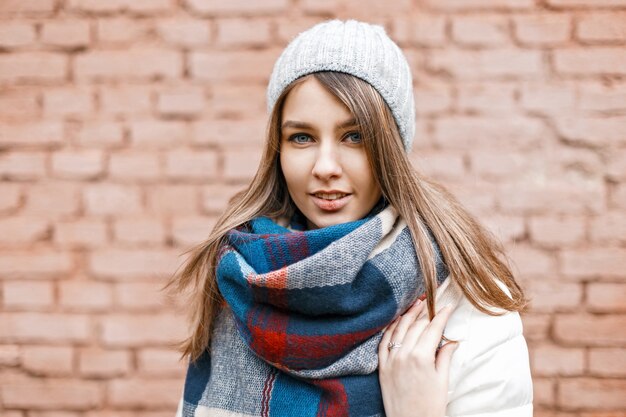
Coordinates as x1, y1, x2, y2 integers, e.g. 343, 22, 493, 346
281, 118, 358, 131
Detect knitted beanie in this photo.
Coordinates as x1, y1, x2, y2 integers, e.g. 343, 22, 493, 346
267, 19, 416, 152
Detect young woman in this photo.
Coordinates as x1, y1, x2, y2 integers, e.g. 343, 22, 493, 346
169, 20, 533, 417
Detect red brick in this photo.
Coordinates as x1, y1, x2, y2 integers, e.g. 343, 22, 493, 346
452, 15, 510, 46
411, 85, 452, 115
126, 0, 175, 14
0, 344, 20, 366
422, 0, 534, 9
89, 249, 183, 280
201, 184, 243, 214
0, 250, 73, 280
75, 48, 182, 80
108, 152, 161, 181
59, 280, 113, 310
66, 0, 125, 13
130, 120, 187, 148
607, 150, 626, 181
0, 313, 90, 343
547, 0, 626, 7
0, 151, 46, 180
275, 17, 326, 44
430, 49, 543, 79
554, 147, 603, 178
146, 185, 198, 214
185, 0, 289, 15
0, 0, 56, 14
114, 282, 171, 310
521, 313, 551, 341
22, 346, 73, 375
100, 314, 185, 347
411, 151, 465, 180
577, 12, 626, 42
520, 81, 577, 114
527, 280, 583, 312
51, 150, 105, 180
95, 17, 151, 44
513, 14, 571, 45
83, 184, 143, 216
156, 18, 211, 46
54, 219, 108, 248
506, 245, 557, 278
0, 22, 36, 47
587, 283, 626, 312
223, 147, 263, 182
137, 348, 185, 376
2, 377, 102, 410
79, 347, 130, 377
555, 314, 626, 346
0, 121, 64, 148
393, 15, 447, 46
561, 248, 626, 280
579, 83, 626, 113
589, 348, 626, 377
171, 215, 217, 246
434, 116, 546, 150
497, 179, 604, 215
99, 86, 152, 115
43, 87, 94, 116
76, 121, 125, 147
555, 116, 626, 147
446, 182, 497, 215
41, 20, 90, 48
25, 412, 82, 417
209, 84, 265, 117
0, 183, 21, 213
558, 378, 626, 411
3, 280, 54, 309
24, 183, 81, 218
590, 212, 626, 244
529, 216, 585, 247
0, 52, 67, 83
533, 377, 556, 407
616, 184, 626, 209
157, 88, 205, 117
456, 83, 516, 114
165, 149, 218, 180
554, 47, 626, 76
341, 0, 411, 18
191, 118, 266, 146
216, 18, 272, 47
531, 344, 584, 376
113, 217, 166, 245
190, 50, 280, 82
480, 214, 526, 243
0, 89, 39, 119
469, 151, 526, 179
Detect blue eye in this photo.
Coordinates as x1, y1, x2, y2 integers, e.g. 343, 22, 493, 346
288, 134, 312, 144
344, 132, 362, 144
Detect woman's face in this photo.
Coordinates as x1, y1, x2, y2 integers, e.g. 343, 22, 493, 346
279, 77, 382, 230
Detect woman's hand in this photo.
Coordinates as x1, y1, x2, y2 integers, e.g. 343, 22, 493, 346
378, 299, 458, 417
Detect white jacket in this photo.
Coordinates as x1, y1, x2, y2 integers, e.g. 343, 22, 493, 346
175, 278, 533, 417
437, 277, 533, 417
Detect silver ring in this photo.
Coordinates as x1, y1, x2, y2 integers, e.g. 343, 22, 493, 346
387, 341, 402, 350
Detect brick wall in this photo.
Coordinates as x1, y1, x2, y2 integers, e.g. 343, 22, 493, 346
0, 0, 625, 415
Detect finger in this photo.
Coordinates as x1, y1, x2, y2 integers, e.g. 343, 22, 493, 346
435, 341, 459, 377
387, 300, 425, 351
378, 317, 399, 363
420, 304, 456, 357
397, 312, 429, 351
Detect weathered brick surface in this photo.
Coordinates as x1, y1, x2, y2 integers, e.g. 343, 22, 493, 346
0, 2, 624, 415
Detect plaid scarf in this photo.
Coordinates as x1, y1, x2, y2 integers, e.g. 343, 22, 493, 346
181, 202, 448, 417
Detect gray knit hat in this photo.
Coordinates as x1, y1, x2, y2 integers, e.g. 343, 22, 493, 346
267, 19, 416, 152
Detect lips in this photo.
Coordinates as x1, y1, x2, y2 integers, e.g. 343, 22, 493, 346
310, 193, 352, 212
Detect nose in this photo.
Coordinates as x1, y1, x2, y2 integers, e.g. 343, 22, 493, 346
311, 142, 342, 181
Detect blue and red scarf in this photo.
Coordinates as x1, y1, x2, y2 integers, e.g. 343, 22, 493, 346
181, 203, 448, 417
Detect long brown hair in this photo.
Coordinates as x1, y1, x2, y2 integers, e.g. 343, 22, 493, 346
164, 72, 527, 363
